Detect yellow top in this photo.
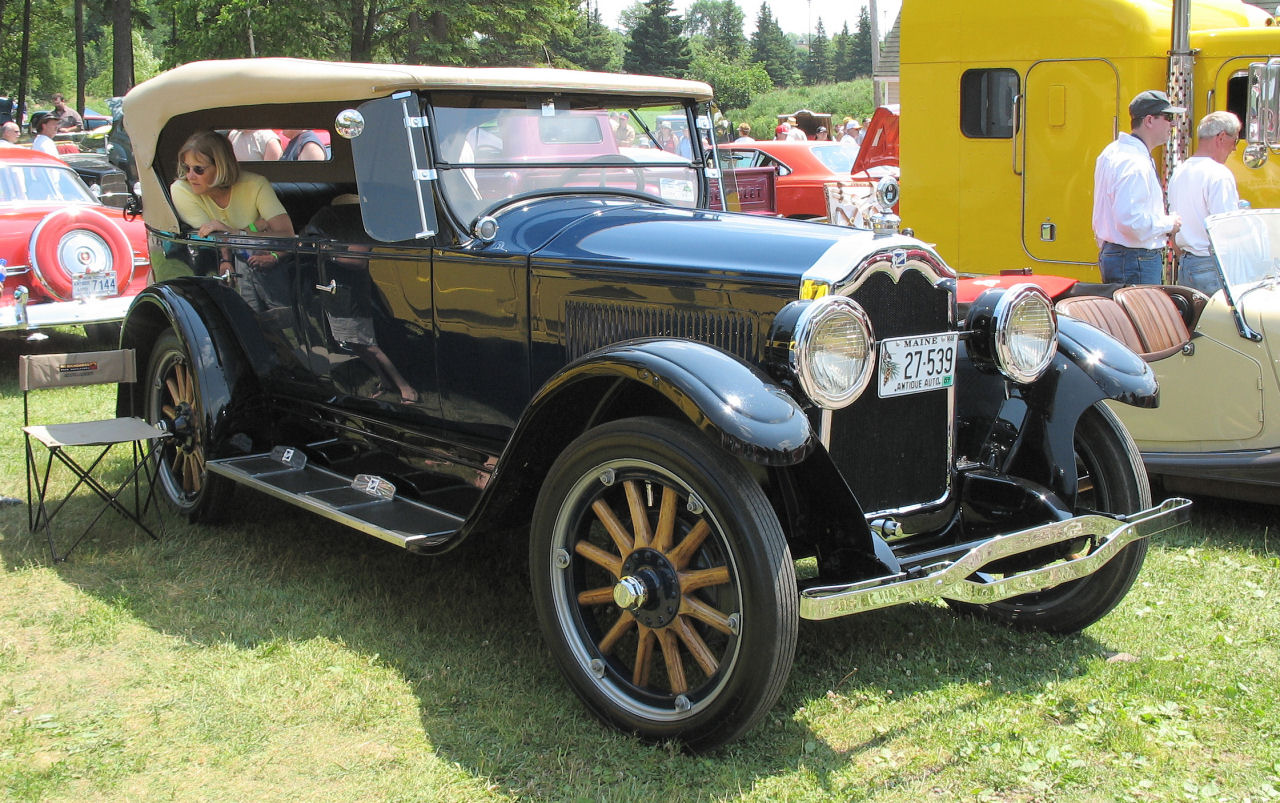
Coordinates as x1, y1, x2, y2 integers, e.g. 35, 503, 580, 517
169, 171, 287, 231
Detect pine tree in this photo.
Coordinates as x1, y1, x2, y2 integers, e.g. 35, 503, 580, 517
851, 5, 873, 78
804, 19, 830, 86
624, 0, 692, 78
831, 22, 853, 82
749, 2, 799, 88
555, 1, 623, 72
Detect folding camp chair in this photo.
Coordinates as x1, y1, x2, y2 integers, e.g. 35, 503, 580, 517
20, 349, 170, 562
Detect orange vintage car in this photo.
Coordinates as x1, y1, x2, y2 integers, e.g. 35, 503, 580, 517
0, 148, 150, 336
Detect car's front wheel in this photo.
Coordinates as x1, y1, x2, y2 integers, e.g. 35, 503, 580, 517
952, 402, 1150, 634
530, 417, 798, 751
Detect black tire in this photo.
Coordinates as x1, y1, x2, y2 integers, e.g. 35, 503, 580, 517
145, 330, 234, 522
952, 402, 1150, 634
83, 321, 120, 345
530, 417, 798, 751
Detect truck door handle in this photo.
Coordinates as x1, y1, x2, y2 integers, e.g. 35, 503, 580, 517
315, 279, 336, 294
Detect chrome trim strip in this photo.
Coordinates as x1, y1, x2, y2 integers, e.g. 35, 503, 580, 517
798, 497, 1191, 620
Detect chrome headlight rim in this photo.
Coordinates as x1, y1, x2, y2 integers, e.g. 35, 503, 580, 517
992, 283, 1057, 384
791, 294, 876, 409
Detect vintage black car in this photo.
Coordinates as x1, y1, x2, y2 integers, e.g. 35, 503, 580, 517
118, 59, 1189, 750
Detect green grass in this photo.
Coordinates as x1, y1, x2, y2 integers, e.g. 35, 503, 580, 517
2, 330, 1279, 801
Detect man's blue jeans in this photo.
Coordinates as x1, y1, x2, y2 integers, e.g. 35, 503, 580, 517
1176, 252, 1225, 296
1099, 242, 1164, 284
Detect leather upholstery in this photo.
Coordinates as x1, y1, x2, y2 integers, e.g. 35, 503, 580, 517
1055, 296, 1146, 354
1114, 286, 1191, 361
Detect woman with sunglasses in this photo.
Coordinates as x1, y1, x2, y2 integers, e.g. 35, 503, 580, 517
170, 130, 294, 307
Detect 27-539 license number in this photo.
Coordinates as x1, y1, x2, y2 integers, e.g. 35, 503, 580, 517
877, 333, 958, 398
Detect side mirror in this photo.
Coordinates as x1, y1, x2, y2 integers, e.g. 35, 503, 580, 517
1244, 58, 1280, 167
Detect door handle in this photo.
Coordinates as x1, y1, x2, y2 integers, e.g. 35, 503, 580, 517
315, 279, 336, 294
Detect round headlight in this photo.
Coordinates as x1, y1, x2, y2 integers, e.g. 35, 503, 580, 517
792, 295, 876, 409
993, 284, 1057, 384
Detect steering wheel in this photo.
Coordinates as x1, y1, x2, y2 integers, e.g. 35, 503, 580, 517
561, 154, 646, 193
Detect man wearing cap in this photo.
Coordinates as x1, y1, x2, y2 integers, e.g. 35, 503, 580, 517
1092, 89, 1184, 285
840, 118, 862, 157
29, 113, 61, 157
786, 116, 807, 142
1167, 111, 1242, 296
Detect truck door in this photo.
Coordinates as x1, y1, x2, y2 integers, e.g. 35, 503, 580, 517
1022, 60, 1120, 267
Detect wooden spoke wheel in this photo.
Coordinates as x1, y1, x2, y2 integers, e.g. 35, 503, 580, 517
950, 402, 1151, 634
146, 330, 231, 521
531, 417, 797, 751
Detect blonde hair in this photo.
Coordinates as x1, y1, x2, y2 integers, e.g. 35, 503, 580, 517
176, 130, 240, 189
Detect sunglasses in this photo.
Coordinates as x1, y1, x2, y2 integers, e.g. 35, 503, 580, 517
180, 163, 212, 177
1161, 112, 1176, 122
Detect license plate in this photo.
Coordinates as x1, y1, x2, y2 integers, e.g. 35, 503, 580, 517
73, 273, 118, 299
878, 332, 958, 398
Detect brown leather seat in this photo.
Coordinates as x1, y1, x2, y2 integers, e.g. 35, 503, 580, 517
1113, 286, 1192, 361
1054, 296, 1146, 354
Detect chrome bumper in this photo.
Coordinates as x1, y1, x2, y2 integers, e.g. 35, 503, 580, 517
1, 290, 133, 333
798, 497, 1192, 620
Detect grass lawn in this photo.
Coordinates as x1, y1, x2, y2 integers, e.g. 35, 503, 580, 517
2, 331, 1278, 801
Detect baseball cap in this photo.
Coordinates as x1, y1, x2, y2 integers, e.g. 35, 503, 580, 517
846, 119, 862, 131
776, 123, 788, 134
1129, 90, 1185, 119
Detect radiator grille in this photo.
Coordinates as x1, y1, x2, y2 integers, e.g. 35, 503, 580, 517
828, 266, 954, 513
565, 300, 758, 362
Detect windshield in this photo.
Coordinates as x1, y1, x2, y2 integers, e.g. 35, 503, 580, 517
431, 93, 703, 224
1207, 209, 1280, 288
0, 163, 97, 204
809, 144, 855, 174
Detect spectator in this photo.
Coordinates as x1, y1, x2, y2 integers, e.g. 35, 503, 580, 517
615, 115, 636, 147
840, 118, 861, 158
280, 129, 327, 161
816, 126, 829, 141
774, 123, 789, 141
1168, 110, 1242, 296
51, 93, 82, 132
0, 120, 19, 146
1092, 89, 1183, 285
229, 129, 283, 161
786, 116, 807, 142
29, 113, 61, 157
734, 122, 753, 143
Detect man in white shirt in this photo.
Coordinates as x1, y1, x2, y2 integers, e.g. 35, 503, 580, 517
1092, 90, 1184, 284
0, 121, 20, 146
1167, 111, 1242, 296
29, 113, 61, 158
785, 117, 807, 142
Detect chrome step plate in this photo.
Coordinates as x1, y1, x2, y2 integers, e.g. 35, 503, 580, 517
207, 447, 463, 552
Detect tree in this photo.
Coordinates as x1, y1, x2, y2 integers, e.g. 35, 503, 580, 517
850, 5, 873, 78
623, 0, 690, 78
684, 0, 746, 58
553, 1, 623, 72
831, 21, 852, 82
749, 2, 797, 88
803, 18, 830, 86
686, 46, 770, 110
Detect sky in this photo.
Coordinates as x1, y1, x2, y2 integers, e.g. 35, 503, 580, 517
590, 0, 903, 40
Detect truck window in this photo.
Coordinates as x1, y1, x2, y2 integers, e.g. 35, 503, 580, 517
961, 68, 1019, 139
1227, 72, 1248, 124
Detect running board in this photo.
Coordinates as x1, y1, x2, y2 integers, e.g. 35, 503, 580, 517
207, 446, 463, 552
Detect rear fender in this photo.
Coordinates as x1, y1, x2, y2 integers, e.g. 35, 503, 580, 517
117, 278, 266, 455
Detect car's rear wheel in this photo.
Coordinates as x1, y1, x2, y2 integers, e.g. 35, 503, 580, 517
146, 330, 233, 522
951, 402, 1150, 634
530, 417, 798, 751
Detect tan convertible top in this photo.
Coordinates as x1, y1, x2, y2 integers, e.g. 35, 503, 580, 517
125, 58, 714, 231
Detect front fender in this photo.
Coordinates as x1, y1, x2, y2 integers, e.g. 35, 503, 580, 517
1055, 315, 1159, 409
538, 338, 816, 466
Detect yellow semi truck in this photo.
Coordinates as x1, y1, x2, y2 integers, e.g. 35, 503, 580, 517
898, 0, 1280, 279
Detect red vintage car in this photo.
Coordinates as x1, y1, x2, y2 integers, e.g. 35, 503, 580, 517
0, 148, 150, 336
722, 106, 900, 220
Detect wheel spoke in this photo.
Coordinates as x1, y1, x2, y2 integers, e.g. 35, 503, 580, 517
591, 499, 635, 555
680, 566, 730, 594
652, 486, 677, 554
667, 519, 710, 570
577, 586, 616, 605
655, 627, 687, 694
176, 362, 192, 403
598, 609, 636, 654
625, 480, 653, 549
633, 625, 655, 686
574, 540, 624, 577
165, 377, 182, 407
161, 404, 177, 420
681, 594, 734, 634
674, 615, 719, 677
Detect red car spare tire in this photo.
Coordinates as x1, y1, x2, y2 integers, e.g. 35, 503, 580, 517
27, 207, 135, 301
